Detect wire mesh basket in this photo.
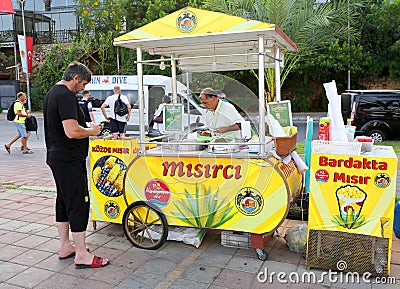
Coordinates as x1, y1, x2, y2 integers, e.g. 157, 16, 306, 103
312, 140, 362, 155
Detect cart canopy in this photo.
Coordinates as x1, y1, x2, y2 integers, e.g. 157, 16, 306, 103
114, 7, 298, 72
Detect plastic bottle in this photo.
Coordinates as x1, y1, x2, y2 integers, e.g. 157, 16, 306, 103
318, 117, 330, 141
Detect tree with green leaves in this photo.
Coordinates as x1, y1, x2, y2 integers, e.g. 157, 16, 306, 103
203, 0, 362, 101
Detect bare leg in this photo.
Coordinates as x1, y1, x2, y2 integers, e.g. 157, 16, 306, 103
21, 137, 28, 152
73, 231, 108, 265
57, 222, 75, 257
6, 136, 20, 148
112, 132, 119, 139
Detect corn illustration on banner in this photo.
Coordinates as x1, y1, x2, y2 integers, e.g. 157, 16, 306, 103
89, 139, 303, 234
308, 146, 397, 238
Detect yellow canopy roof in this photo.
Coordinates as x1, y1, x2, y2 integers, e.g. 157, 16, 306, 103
114, 7, 298, 72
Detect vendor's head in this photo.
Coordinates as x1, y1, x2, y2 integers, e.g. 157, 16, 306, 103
200, 88, 219, 111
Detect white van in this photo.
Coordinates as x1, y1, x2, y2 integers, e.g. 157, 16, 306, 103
84, 75, 206, 135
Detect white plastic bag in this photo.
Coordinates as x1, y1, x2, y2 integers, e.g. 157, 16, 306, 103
284, 223, 308, 253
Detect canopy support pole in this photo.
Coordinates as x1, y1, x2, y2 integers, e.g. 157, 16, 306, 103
171, 54, 177, 103
275, 47, 281, 102
258, 36, 266, 155
137, 46, 145, 153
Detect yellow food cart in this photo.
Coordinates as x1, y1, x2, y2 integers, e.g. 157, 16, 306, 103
89, 7, 303, 260
306, 141, 397, 276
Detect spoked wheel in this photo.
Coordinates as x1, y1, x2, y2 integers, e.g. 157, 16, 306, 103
122, 201, 168, 250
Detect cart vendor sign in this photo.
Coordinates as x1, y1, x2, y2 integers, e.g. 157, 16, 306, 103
89, 139, 303, 234
308, 146, 397, 239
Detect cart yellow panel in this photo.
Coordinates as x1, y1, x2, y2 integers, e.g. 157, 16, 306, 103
90, 139, 303, 235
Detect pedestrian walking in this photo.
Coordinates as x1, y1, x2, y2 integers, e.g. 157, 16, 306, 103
4, 91, 33, 154
43, 61, 108, 269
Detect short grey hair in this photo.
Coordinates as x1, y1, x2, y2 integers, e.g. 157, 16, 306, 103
62, 61, 91, 83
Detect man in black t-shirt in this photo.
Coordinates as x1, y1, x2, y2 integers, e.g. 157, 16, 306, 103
43, 61, 108, 269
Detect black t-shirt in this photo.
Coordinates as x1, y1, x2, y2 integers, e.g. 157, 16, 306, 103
44, 84, 88, 165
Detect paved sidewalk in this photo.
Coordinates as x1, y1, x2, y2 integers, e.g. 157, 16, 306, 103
1, 145, 400, 288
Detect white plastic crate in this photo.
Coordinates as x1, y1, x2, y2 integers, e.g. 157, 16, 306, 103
221, 231, 251, 248
312, 140, 362, 155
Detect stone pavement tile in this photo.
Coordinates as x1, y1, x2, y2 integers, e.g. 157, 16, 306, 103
18, 203, 48, 213
34, 206, 54, 215
110, 250, 152, 270
103, 236, 133, 251
35, 225, 58, 238
207, 240, 238, 255
371, 278, 399, 289
0, 219, 30, 230
34, 238, 60, 253
11, 248, 53, 266
235, 247, 260, 258
0, 262, 28, 282
14, 234, 50, 249
268, 248, 302, 265
0, 199, 14, 207
260, 260, 299, 277
250, 277, 291, 289
168, 278, 210, 289
388, 264, 400, 280
35, 254, 74, 271
20, 196, 51, 205
86, 232, 116, 246
35, 215, 55, 225
273, 236, 289, 249
96, 223, 124, 236
290, 283, 331, 289
225, 255, 264, 274
0, 245, 29, 261
194, 250, 232, 268
2, 208, 30, 220
35, 272, 109, 289
330, 279, 372, 289
7, 202, 30, 210
18, 211, 51, 223
211, 268, 255, 289
89, 264, 136, 286
90, 246, 126, 264
115, 268, 166, 289
87, 220, 112, 232
0, 208, 13, 218
6, 267, 55, 288
180, 263, 222, 284
15, 222, 50, 234
139, 257, 178, 275
0, 217, 10, 225
0, 231, 29, 244
156, 241, 196, 262
0, 283, 23, 289
207, 285, 231, 289
391, 251, 400, 265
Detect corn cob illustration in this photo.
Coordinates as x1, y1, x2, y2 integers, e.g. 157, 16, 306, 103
112, 170, 125, 196
92, 166, 102, 184
105, 156, 117, 168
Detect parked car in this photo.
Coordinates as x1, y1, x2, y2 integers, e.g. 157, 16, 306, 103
341, 90, 400, 142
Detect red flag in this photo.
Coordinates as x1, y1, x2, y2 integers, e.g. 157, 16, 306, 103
0, 0, 14, 14
26, 36, 33, 73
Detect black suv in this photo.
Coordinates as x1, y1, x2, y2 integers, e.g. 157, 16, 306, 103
341, 90, 400, 142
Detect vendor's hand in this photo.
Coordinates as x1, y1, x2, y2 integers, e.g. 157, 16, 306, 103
126, 115, 130, 121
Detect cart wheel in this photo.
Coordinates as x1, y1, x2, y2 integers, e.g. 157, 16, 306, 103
122, 201, 168, 250
255, 248, 268, 261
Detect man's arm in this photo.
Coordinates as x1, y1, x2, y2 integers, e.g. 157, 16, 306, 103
88, 102, 95, 122
101, 102, 110, 120
63, 119, 101, 139
126, 103, 132, 121
215, 123, 241, 134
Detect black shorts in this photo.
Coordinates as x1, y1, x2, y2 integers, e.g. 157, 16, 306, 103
110, 118, 127, 134
49, 160, 90, 232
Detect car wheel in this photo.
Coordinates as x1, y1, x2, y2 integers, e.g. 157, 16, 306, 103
100, 125, 112, 136
367, 129, 386, 142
